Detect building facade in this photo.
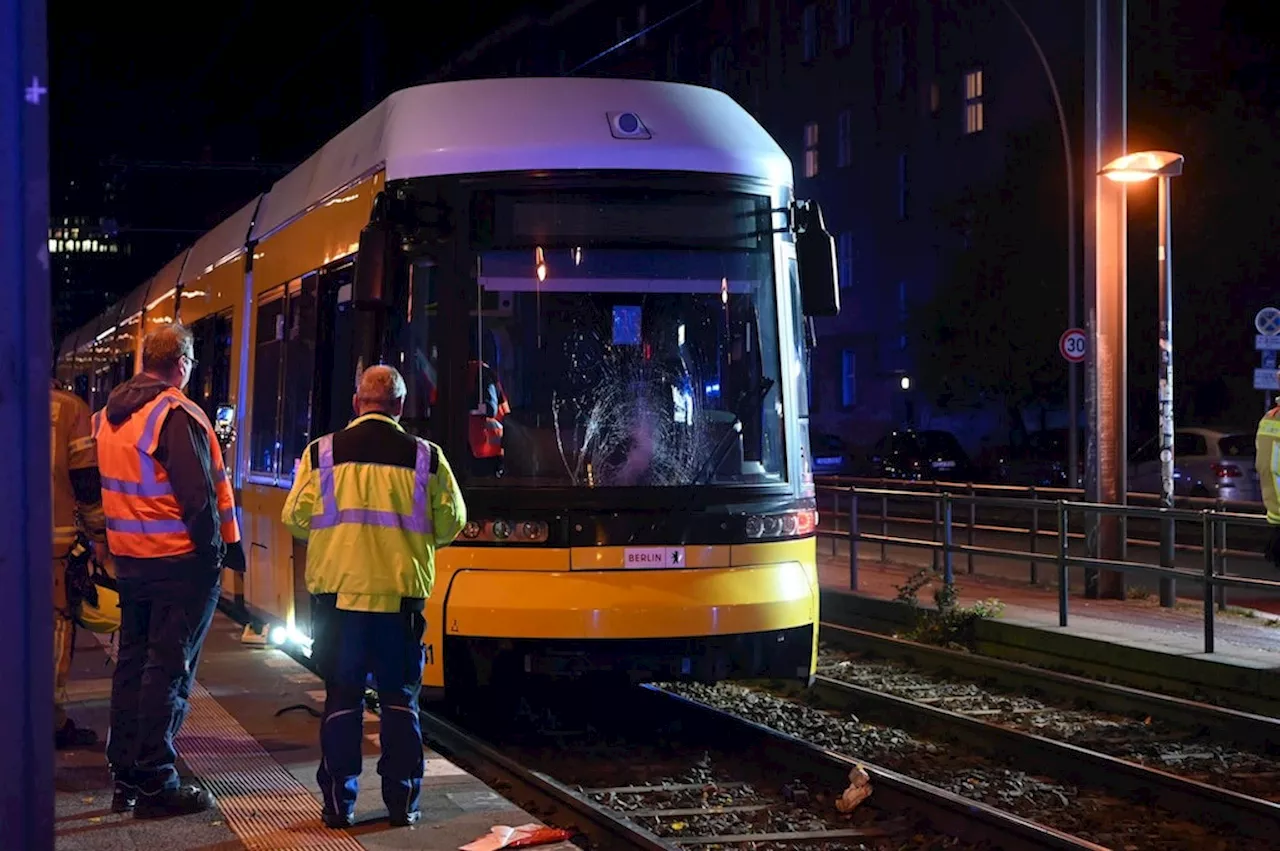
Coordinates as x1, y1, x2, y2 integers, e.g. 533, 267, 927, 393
49, 172, 132, 348
426, 0, 1083, 455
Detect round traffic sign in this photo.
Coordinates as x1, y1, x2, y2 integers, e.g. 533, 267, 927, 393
1256, 307, 1280, 336
1059, 328, 1086, 363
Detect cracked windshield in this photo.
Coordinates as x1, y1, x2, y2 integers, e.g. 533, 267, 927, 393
462, 189, 784, 488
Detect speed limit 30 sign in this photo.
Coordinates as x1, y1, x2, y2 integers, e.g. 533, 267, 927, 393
1059, 328, 1086, 363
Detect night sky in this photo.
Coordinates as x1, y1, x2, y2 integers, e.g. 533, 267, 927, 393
49, 2, 544, 169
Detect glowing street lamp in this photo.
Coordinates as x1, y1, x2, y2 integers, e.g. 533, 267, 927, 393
1101, 149, 1184, 607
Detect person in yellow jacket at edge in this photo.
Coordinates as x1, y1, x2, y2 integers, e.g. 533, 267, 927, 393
51, 378, 111, 749
1256, 397, 1280, 567
282, 364, 466, 829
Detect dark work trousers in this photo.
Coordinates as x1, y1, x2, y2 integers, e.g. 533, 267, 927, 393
310, 594, 426, 817
106, 562, 221, 794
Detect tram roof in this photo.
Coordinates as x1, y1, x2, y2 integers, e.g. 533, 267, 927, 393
250, 77, 792, 241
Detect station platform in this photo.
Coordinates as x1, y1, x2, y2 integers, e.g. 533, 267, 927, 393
54, 611, 575, 851
817, 542, 1280, 679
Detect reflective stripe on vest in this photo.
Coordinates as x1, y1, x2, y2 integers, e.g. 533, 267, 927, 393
94, 389, 241, 556
312, 433, 433, 535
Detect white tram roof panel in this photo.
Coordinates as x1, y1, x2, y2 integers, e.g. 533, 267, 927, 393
251, 77, 793, 242
180, 195, 262, 285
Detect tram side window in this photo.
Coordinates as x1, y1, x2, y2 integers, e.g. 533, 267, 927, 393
250, 277, 322, 483
315, 260, 357, 437
188, 311, 233, 423
280, 274, 319, 478
111, 353, 135, 388
250, 287, 286, 478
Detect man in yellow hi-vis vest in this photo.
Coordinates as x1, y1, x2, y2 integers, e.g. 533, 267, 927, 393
282, 365, 466, 829
1257, 398, 1280, 567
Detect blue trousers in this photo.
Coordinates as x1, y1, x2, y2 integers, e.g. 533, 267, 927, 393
107, 564, 221, 794
310, 596, 426, 817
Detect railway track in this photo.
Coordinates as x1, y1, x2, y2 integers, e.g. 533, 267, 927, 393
665, 676, 1276, 850
421, 683, 1101, 850
819, 622, 1280, 754
643, 623, 1280, 849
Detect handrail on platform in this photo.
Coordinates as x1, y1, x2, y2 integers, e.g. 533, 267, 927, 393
816, 481, 1280, 655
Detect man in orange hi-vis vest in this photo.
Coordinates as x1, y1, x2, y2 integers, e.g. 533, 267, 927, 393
93, 324, 246, 819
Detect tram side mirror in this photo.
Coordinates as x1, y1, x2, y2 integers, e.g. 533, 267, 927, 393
354, 221, 393, 305
214, 405, 236, 450
793, 200, 840, 317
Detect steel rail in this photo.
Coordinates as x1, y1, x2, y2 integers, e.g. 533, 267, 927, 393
820, 622, 1280, 747
808, 674, 1280, 840
643, 685, 1105, 851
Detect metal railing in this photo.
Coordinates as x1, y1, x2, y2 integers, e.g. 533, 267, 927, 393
817, 482, 1280, 654
814, 476, 1269, 587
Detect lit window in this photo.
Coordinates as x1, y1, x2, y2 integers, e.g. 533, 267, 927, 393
841, 350, 857, 407
637, 5, 647, 46
803, 4, 818, 61
804, 122, 820, 178
837, 0, 854, 48
964, 69, 985, 134
837, 109, 852, 168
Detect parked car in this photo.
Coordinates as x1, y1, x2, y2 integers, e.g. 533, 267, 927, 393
865, 429, 974, 481
989, 428, 1084, 488
1128, 427, 1261, 502
809, 431, 856, 476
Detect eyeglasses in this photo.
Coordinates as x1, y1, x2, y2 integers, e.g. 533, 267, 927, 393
182, 352, 198, 368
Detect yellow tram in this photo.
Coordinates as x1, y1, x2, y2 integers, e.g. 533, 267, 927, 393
55, 77, 841, 694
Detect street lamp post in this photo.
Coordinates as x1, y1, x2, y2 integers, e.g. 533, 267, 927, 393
1100, 150, 1185, 608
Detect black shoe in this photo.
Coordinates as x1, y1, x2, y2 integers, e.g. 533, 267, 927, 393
133, 784, 215, 819
111, 785, 138, 813
54, 720, 98, 750
389, 809, 421, 827
322, 809, 355, 829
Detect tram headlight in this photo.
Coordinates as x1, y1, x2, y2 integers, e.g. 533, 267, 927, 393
456, 517, 553, 544
741, 509, 818, 541
519, 521, 549, 542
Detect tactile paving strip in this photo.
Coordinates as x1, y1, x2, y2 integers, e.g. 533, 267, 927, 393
177, 681, 365, 850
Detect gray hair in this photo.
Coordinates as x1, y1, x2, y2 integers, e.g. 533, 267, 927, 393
356, 365, 407, 410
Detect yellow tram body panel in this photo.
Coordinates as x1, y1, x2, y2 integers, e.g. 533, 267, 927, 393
422, 537, 819, 688
234, 482, 819, 690
439, 543, 815, 640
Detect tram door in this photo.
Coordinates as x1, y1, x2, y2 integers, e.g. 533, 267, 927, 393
291, 258, 359, 631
